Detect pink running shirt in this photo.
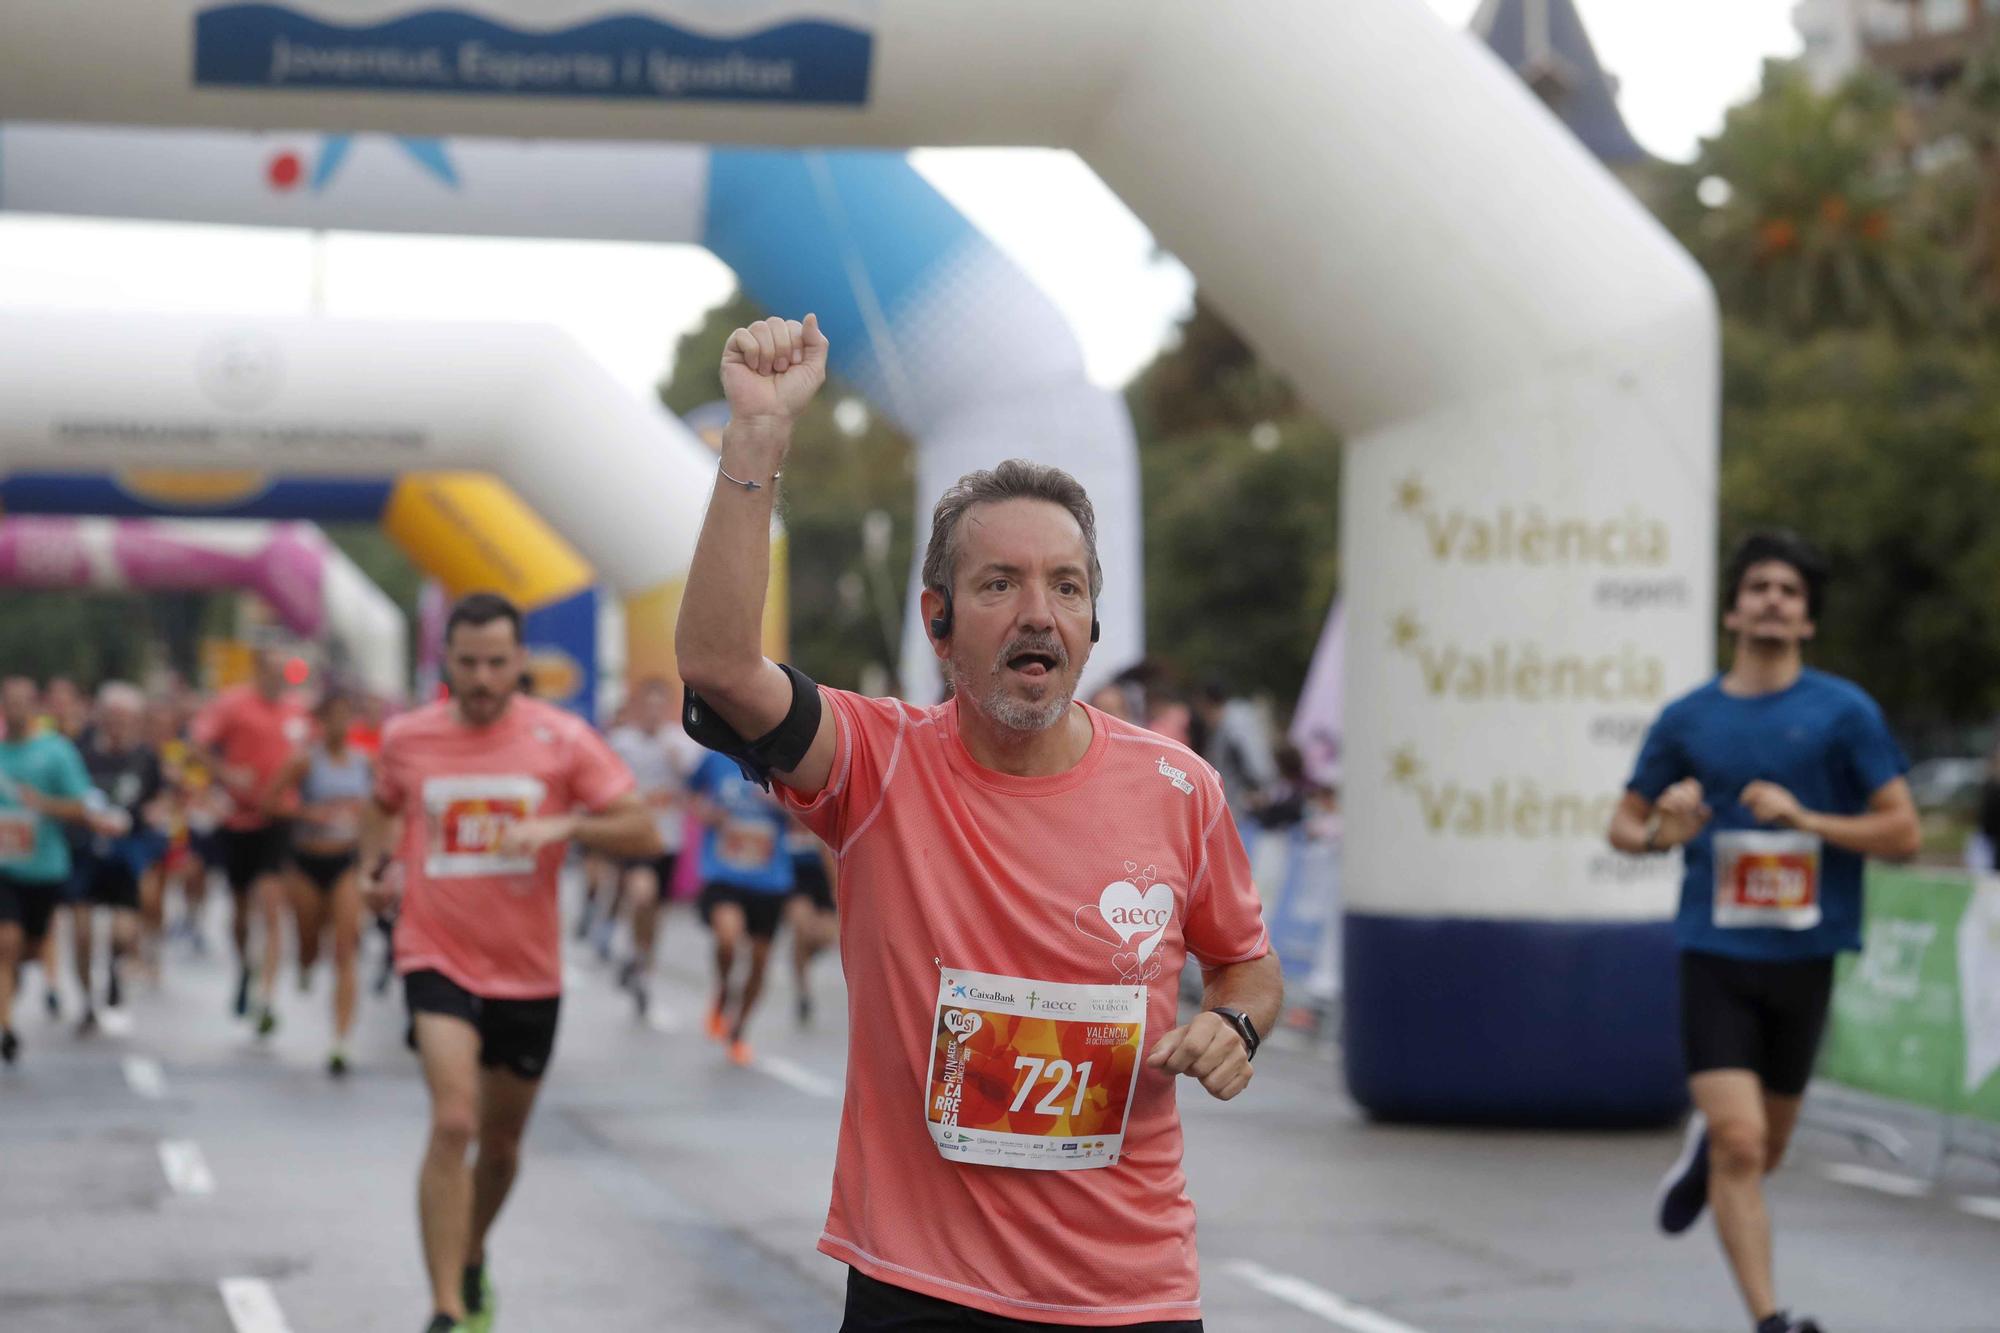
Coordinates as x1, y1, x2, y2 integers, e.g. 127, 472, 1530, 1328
376, 697, 634, 999
779, 691, 1270, 1327
191, 685, 309, 831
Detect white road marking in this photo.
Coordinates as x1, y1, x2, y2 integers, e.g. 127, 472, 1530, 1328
122, 1055, 166, 1099
158, 1139, 215, 1196
99, 1008, 134, 1037
646, 1008, 683, 1034
1820, 1163, 1931, 1197
1956, 1195, 2000, 1222
756, 1055, 841, 1099
219, 1277, 293, 1333
1225, 1259, 1430, 1332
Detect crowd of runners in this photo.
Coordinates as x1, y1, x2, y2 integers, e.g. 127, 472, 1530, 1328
0, 312, 1938, 1333
0, 639, 845, 1086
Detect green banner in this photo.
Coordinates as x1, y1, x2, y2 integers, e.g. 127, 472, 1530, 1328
1819, 866, 2000, 1125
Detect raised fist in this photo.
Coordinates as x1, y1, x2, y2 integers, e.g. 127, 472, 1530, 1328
721, 313, 829, 425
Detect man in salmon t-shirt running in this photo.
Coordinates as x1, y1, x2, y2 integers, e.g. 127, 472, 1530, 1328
191, 644, 310, 1034
360, 592, 659, 1333
677, 314, 1282, 1331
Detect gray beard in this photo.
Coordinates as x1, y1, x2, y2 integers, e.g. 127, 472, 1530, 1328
946, 657, 1071, 733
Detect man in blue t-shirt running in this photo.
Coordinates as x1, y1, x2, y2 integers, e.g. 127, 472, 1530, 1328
689, 749, 793, 1067
1608, 532, 1920, 1333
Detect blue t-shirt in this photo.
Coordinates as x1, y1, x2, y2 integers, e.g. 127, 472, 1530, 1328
690, 752, 793, 894
0, 732, 95, 884
1628, 669, 1908, 960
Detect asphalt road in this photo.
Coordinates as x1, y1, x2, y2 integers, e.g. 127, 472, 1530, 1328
2, 886, 1995, 1332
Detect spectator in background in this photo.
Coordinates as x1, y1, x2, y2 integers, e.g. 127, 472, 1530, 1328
1087, 682, 1133, 722
1195, 680, 1279, 837
1251, 744, 1309, 832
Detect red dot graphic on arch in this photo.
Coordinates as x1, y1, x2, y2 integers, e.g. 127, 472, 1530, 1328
267, 152, 303, 190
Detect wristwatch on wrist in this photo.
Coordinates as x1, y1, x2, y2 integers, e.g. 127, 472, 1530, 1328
1209, 1006, 1261, 1062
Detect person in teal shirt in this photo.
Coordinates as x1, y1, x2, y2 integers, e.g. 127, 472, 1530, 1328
0, 676, 96, 1066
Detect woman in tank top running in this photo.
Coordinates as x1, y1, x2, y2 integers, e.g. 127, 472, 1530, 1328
274, 690, 373, 1076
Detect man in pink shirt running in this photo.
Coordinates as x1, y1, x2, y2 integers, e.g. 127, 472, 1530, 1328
678, 315, 1281, 1331
360, 593, 659, 1333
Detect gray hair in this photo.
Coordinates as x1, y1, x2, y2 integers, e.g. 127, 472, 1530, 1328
96, 681, 145, 714
921, 459, 1103, 601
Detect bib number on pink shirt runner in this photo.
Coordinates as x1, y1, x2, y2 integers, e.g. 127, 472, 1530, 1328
926, 966, 1146, 1171
1712, 829, 1823, 931
421, 775, 545, 878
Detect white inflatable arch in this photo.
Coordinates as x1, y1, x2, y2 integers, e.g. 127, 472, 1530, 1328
0, 0, 1718, 1123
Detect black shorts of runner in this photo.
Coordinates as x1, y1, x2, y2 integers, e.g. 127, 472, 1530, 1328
698, 882, 786, 940
791, 856, 835, 913
291, 849, 356, 894
403, 968, 561, 1082
0, 873, 63, 945
1679, 949, 1836, 1098
216, 822, 292, 895
81, 852, 141, 911
619, 852, 678, 898
841, 1270, 1203, 1332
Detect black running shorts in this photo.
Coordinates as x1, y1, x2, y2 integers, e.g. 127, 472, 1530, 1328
1679, 949, 1835, 1097
619, 852, 678, 897
791, 856, 835, 913
216, 822, 292, 894
291, 849, 356, 894
698, 882, 785, 940
0, 872, 63, 944
403, 969, 561, 1082
840, 1270, 1204, 1332
82, 852, 140, 911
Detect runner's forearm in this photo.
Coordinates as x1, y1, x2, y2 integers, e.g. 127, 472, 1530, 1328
675, 419, 790, 705
358, 800, 400, 871
568, 804, 663, 860
1199, 952, 1284, 1039
1796, 808, 1921, 861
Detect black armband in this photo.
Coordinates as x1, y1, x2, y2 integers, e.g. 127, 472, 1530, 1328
683, 663, 823, 791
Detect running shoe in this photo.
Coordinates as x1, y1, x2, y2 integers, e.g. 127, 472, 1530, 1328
632, 981, 650, 1022
1656, 1112, 1710, 1236
1, 1028, 18, 1065
327, 1049, 350, 1079
422, 1315, 465, 1333
461, 1265, 495, 1333
44, 987, 60, 1019
1756, 1313, 1825, 1333
233, 969, 251, 1018
728, 1038, 755, 1067
704, 1005, 727, 1042
255, 1006, 278, 1039
796, 994, 813, 1029
106, 965, 122, 1011
76, 1008, 99, 1037
616, 958, 640, 992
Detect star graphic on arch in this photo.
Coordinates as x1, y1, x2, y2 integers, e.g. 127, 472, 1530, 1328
1394, 474, 1428, 515
266, 135, 460, 193
1388, 611, 1422, 651
1387, 746, 1424, 787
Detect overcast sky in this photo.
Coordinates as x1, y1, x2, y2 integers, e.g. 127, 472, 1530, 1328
0, 2, 1804, 401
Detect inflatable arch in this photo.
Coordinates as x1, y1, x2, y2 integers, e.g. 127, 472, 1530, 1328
0, 0, 1719, 1123
0, 129, 1145, 705
0, 308, 743, 717
0, 514, 406, 696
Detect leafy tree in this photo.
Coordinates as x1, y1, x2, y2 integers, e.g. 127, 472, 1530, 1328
1655, 61, 1965, 335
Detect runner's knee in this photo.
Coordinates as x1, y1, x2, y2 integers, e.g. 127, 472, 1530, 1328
1709, 1118, 1766, 1177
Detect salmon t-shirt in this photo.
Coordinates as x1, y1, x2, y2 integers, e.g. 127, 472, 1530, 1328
191, 685, 310, 831
778, 690, 1270, 1327
376, 697, 634, 999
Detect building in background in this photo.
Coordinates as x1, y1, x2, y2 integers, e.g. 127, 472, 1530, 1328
1471, 0, 1650, 166
1797, 0, 2000, 94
